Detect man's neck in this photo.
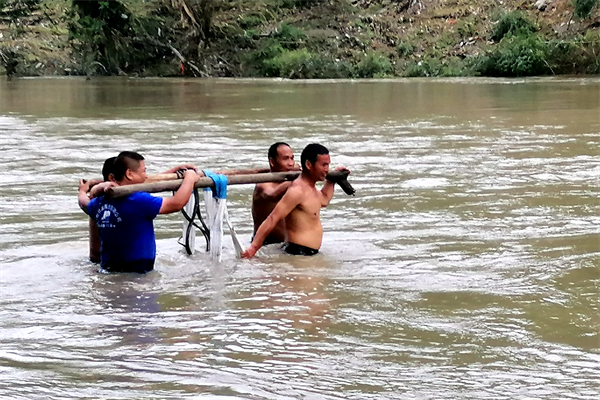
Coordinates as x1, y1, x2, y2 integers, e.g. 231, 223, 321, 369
300, 171, 317, 187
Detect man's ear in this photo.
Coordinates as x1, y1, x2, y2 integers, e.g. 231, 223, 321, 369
125, 169, 133, 181
269, 158, 275, 169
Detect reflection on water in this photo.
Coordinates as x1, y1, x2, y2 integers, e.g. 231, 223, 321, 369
0, 77, 599, 399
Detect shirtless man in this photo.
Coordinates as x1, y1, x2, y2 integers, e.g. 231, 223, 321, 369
252, 142, 297, 245
242, 143, 348, 257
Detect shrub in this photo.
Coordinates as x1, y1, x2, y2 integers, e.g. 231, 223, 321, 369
262, 49, 354, 79
566, 30, 600, 73
491, 11, 537, 42
579, 30, 600, 73
473, 33, 551, 77
274, 23, 306, 49
404, 60, 435, 77
545, 40, 577, 74
403, 58, 467, 77
254, 38, 284, 62
320, 59, 355, 78
237, 14, 263, 29
396, 40, 414, 57
356, 51, 393, 78
0, 0, 41, 27
457, 19, 478, 39
244, 22, 307, 68
573, 0, 599, 19
439, 57, 470, 77
276, 0, 320, 9
263, 48, 313, 77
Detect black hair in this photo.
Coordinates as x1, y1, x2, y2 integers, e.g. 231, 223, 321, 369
268, 142, 290, 161
101, 156, 117, 181
300, 143, 328, 170
113, 151, 144, 181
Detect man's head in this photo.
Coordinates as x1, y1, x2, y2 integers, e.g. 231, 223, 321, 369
268, 142, 295, 172
301, 143, 330, 181
112, 151, 147, 184
102, 156, 117, 182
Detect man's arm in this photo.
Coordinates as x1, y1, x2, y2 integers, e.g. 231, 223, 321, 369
242, 186, 303, 258
159, 170, 199, 214
321, 167, 350, 206
161, 163, 198, 174
89, 181, 117, 199
257, 181, 292, 201
78, 179, 92, 213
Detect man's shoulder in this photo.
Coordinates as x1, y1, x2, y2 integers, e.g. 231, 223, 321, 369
126, 192, 163, 211
89, 193, 112, 207
291, 176, 316, 191
128, 192, 158, 201
253, 181, 282, 197
256, 181, 279, 190
252, 182, 267, 198
284, 181, 308, 198
88, 196, 100, 212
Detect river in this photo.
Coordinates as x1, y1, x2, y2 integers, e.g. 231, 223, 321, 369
0, 77, 599, 399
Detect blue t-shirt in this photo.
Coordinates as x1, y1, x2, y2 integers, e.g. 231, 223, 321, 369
88, 192, 163, 268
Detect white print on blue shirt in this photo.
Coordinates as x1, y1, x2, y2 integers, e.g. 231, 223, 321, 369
96, 204, 122, 228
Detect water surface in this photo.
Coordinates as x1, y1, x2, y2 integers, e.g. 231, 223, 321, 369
0, 77, 599, 399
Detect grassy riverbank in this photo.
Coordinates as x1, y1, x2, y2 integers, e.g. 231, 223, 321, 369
1, 0, 599, 78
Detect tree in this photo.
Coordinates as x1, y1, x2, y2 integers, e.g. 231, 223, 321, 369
68, 0, 139, 74
67, 0, 220, 76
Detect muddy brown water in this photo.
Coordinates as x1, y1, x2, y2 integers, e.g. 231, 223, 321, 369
0, 77, 599, 399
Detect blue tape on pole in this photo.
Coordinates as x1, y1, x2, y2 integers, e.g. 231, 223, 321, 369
202, 170, 228, 199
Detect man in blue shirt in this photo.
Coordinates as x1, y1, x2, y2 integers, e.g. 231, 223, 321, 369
78, 151, 199, 273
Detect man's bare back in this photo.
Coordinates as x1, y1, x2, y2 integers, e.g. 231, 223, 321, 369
251, 142, 297, 244
252, 181, 291, 244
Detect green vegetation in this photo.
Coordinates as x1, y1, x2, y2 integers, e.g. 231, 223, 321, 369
471, 9, 599, 77
473, 33, 551, 77
0, 0, 39, 26
66, 0, 217, 76
473, 11, 548, 77
490, 11, 538, 42
68, 0, 140, 75
573, 0, 599, 19
356, 51, 393, 78
262, 49, 354, 79
1, 0, 599, 78
396, 40, 414, 57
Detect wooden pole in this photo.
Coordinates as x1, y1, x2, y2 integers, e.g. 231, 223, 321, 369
145, 167, 272, 183
107, 170, 353, 198
87, 166, 272, 185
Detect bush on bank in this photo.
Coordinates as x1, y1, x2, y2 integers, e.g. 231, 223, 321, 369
573, 0, 599, 19
473, 33, 552, 77
490, 11, 538, 42
471, 9, 600, 77
1, 0, 599, 78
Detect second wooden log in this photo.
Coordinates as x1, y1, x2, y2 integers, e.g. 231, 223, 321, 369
107, 170, 353, 198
